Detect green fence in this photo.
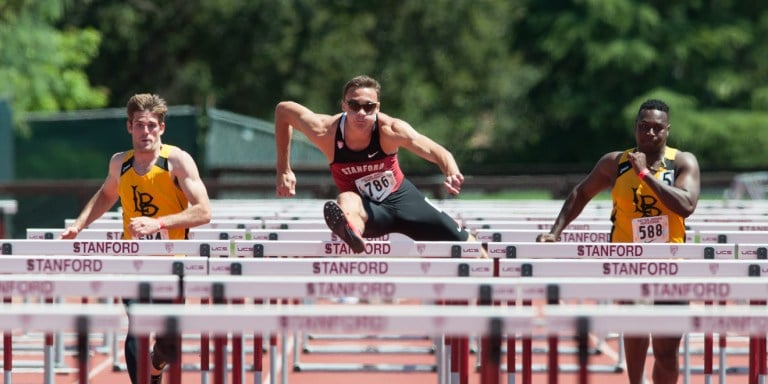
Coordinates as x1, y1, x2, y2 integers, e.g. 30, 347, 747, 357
205, 108, 328, 198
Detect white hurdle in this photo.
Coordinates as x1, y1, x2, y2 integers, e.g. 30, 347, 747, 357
1, 275, 179, 384
542, 304, 768, 384
123, 301, 768, 384
0, 304, 122, 384
227, 240, 484, 258
0, 247, 207, 379
205, 257, 492, 383
475, 229, 768, 244
128, 303, 537, 384
0, 239, 232, 258
208, 257, 493, 277
487, 242, 736, 259
488, 243, 768, 382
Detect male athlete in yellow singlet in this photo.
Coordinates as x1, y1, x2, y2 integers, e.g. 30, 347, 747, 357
61, 93, 211, 384
537, 99, 700, 384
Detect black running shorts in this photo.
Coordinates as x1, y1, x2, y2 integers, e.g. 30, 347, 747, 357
360, 178, 469, 241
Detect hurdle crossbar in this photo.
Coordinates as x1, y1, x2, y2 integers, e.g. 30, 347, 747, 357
208, 257, 493, 276
1, 255, 208, 275
498, 259, 768, 278
183, 275, 768, 302
128, 303, 535, 337
26, 228, 251, 241
487, 242, 736, 259
0, 274, 180, 299
0, 239, 231, 257
230, 240, 485, 258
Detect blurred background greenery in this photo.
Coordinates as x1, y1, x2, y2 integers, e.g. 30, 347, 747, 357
3, 0, 768, 173
2, 0, 768, 235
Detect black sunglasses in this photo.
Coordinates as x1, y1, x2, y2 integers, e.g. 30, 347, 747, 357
346, 100, 379, 113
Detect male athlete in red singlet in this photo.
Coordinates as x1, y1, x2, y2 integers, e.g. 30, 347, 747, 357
275, 75, 484, 256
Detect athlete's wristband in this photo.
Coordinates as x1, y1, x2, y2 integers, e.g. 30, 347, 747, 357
637, 168, 651, 180
158, 219, 166, 230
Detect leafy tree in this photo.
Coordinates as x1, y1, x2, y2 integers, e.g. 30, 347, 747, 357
61, 0, 768, 172
0, 0, 107, 132
511, 0, 768, 170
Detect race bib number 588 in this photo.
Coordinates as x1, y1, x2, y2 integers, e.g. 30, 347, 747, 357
631, 215, 669, 243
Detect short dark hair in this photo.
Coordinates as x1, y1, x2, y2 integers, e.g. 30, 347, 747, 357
342, 75, 381, 100
637, 99, 669, 119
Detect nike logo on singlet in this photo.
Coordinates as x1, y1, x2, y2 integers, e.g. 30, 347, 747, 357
367, 151, 379, 158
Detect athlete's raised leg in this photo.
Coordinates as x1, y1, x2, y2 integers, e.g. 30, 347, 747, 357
324, 191, 367, 253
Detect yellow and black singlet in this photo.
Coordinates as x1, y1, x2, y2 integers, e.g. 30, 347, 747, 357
118, 145, 189, 240
610, 147, 685, 243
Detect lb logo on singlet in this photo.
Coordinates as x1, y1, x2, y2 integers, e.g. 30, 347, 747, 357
131, 185, 159, 216
632, 188, 662, 217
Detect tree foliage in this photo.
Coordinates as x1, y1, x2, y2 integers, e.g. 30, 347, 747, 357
31, 1, 768, 171
0, 0, 107, 131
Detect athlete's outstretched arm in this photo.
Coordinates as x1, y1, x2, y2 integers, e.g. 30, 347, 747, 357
385, 118, 464, 195
59, 154, 122, 239
537, 152, 618, 242
274, 101, 335, 197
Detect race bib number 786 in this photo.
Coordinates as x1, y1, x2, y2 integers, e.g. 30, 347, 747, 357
355, 171, 397, 202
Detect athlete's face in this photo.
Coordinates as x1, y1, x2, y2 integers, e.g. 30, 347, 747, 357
127, 110, 165, 153
341, 87, 379, 128
635, 109, 669, 152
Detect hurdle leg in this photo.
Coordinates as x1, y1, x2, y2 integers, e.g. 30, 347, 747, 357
138, 335, 151, 384
54, 297, 66, 369
3, 296, 11, 384
96, 297, 115, 354
232, 298, 245, 384
683, 333, 690, 384
201, 297, 211, 384
448, 335, 458, 384
719, 331, 726, 384
3, 329, 10, 384
281, 331, 289, 384
253, 334, 263, 384
759, 334, 766, 384
212, 333, 227, 384
269, 298, 278, 384
546, 334, 558, 384
506, 333, 515, 384
575, 317, 589, 384
521, 299, 532, 384
44, 331, 54, 384
704, 332, 713, 384
111, 298, 122, 372
253, 299, 264, 384
282, 299, 292, 384
436, 334, 446, 384
480, 318, 502, 384
480, 336, 500, 384
750, 299, 760, 384
459, 334, 469, 383
269, 334, 278, 384
163, 317, 182, 384
44, 297, 54, 384
76, 316, 89, 384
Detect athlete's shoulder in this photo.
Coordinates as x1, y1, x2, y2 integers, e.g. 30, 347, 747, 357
600, 150, 627, 162
378, 113, 413, 135
109, 150, 131, 164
